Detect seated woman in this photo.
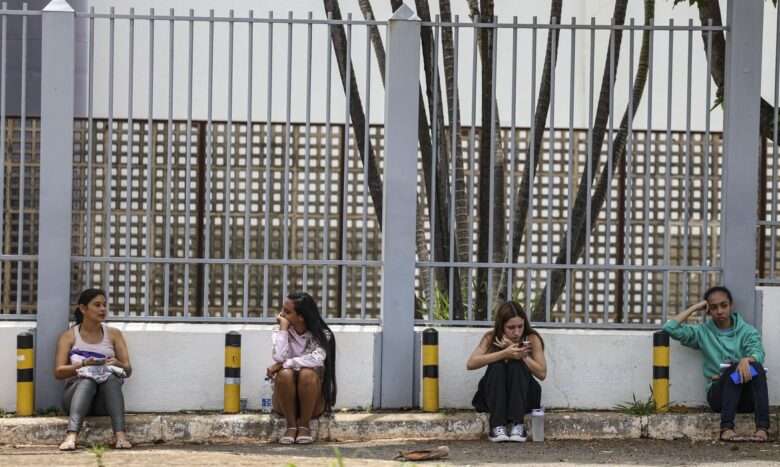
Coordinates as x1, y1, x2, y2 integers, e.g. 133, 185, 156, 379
54, 288, 132, 450
662, 286, 769, 442
467, 301, 546, 443
266, 292, 337, 444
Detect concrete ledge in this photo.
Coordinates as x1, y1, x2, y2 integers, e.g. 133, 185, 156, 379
0, 411, 777, 446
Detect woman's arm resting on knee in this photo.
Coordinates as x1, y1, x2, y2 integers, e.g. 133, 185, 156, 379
467, 333, 513, 370
108, 328, 132, 377
522, 335, 547, 380
54, 331, 80, 379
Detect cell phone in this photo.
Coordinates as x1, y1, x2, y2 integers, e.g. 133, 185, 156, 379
730, 365, 759, 384
88, 358, 106, 366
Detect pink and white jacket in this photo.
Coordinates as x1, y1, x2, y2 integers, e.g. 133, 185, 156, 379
271, 327, 329, 370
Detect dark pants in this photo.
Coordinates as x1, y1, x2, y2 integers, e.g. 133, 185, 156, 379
63, 375, 126, 433
472, 360, 541, 429
707, 362, 770, 431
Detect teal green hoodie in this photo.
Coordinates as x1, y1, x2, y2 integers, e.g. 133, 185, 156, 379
661, 312, 765, 392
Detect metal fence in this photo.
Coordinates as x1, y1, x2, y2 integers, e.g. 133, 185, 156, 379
0, 2, 776, 329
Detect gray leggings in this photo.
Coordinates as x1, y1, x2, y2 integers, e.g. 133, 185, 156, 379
63, 375, 126, 433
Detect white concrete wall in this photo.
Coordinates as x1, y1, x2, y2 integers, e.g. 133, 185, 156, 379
0, 323, 377, 412
0, 288, 777, 412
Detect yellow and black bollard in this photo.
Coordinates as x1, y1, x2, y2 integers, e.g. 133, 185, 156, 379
422, 328, 439, 412
652, 330, 670, 413
224, 331, 241, 414
17, 331, 34, 416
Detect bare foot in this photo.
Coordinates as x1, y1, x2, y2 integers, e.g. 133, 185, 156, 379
719, 429, 737, 442
58, 432, 77, 451
755, 429, 768, 442
114, 432, 132, 449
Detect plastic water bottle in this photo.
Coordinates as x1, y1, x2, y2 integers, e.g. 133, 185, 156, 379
260, 377, 273, 413
531, 408, 545, 442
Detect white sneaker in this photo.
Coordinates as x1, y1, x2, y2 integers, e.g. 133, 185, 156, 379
509, 423, 528, 442
489, 425, 509, 443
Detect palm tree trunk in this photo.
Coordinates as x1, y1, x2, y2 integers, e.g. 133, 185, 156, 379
323, 0, 384, 226
533, 0, 654, 319
503, 0, 563, 304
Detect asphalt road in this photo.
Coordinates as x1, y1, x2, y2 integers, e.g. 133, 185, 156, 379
2, 439, 779, 466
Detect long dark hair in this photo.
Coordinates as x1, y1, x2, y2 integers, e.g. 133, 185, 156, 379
287, 291, 337, 412
73, 288, 106, 326
489, 301, 544, 353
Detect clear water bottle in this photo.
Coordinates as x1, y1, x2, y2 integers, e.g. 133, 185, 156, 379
260, 377, 273, 413
531, 408, 545, 442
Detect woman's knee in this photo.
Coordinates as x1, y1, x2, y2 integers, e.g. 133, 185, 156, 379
275, 369, 296, 388
297, 369, 321, 388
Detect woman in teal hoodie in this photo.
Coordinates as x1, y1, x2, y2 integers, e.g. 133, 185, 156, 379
662, 286, 769, 442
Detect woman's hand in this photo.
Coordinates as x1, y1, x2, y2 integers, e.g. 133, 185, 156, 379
500, 343, 527, 360
686, 300, 708, 317
276, 313, 290, 331
105, 357, 123, 368
737, 357, 754, 383
266, 362, 283, 379
492, 335, 513, 349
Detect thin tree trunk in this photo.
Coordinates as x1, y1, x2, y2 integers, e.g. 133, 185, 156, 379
534, 0, 653, 319
323, 0, 384, 226
694, 0, 777, 142
503, 0, 563, 304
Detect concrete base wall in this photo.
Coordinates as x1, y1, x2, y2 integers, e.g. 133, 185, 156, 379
1, 287, 777, 412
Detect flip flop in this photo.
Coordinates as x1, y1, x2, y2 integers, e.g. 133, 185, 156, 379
279, 427, 297, 445
394, 446, 450, 461
58, 437, 77, 451
115, 438, 133, 449
719, 429, 738, 442
295, 427, 314, 444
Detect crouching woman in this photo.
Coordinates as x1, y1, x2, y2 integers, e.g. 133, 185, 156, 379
54, 288, 132, 450
266, 292, 337, 444
467, 301, 546, 443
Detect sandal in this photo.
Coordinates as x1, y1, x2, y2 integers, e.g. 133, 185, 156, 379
115, 438, 133, 449
58, 433, 77, 451
295, 426, 314, 444
279, 427, 297, 445
754, 429, 769, 442
719, 429, 738, 442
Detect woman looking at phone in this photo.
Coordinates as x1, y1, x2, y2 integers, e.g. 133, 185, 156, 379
467, 301, 546, 443
266, 292, 337, 444
54, 289, 132, 450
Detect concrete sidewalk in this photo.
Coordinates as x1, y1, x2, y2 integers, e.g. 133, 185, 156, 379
0, 411, 777, 446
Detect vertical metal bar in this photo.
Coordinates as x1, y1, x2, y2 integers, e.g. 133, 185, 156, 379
544, 17, 557, 321
184, 9, 194, 318
144, 8, 155, 318
526, 17, 537, 314
623, 20, 635, 322
321, 13, 333, 316
36, 0, 76, 410
243, 10, 254, 320
262, 12, 274, 317
702, 20, 713, 291
487, 16, 498, 317
772, 8, 780, 281
86, 7, 94, 288
164, 8, 174, 318
380, 4, 420, 408
428, 16, 437, 319
585, 17, 595, 323
340, 13, 352, 318
0, 4, 6, 263
448, 16, 459, 323
303, 11, 313, 288
204, 10, 214, 318
223, 9, 235, 318
641, 23, 654, 323
721, 0, 763, 323
103, 7, 115, 297
565, 18, 576, 323
467, 16, 478, 320
124, 8, 135, 318
604, 17, 615, 323
282, 11, 293, 300
507, 16, 517, 301
16, 4, 27, 315
662, 21, 674, 322
682, 20, 693, 308
360, 19, 372, 320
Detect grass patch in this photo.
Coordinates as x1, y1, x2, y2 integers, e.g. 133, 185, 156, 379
613, 387, 670, 415
87, 443, 106, 467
